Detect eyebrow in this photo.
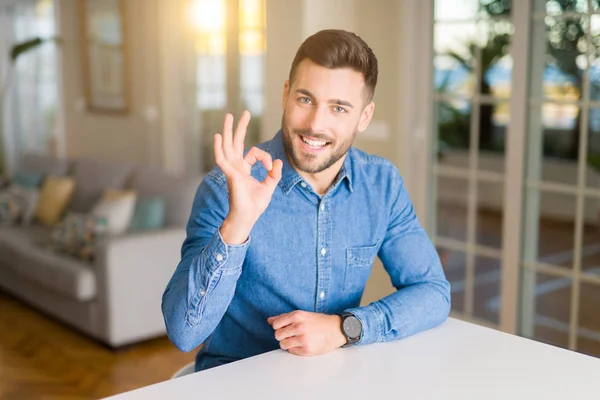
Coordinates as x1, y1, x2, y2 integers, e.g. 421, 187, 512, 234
295, 89, 354, 109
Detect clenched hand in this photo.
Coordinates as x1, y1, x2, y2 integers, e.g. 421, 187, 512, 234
268, 310, 347, 356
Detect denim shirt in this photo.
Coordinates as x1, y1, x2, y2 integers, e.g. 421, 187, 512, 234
161, 130, 450, 371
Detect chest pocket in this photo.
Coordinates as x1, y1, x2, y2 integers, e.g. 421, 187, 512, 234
344, 244, 379, 292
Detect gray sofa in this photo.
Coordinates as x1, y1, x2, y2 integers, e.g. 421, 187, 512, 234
0, 153, 201, 347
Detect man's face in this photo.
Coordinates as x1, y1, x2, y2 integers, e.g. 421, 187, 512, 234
281, 59, 374, 174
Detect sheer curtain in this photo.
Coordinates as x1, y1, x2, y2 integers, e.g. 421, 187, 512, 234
0, 0, 60, 175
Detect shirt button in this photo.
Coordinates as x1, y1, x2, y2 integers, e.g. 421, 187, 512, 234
320, 291, 325, 299
321, 248, 327, 256
200, 291, 206, 296
301, 182, 307, 188
320, 203, 325, 211
216, 253, 223, 262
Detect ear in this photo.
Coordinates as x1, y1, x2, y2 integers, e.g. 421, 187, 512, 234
357, 101, 375, 133
282, 80, 290, 110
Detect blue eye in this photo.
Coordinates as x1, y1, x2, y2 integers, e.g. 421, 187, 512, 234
299, 97, 312, 104
333, 106, 347, 113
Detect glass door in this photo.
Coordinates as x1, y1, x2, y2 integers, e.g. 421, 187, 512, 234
520, 0, 600, 357
422, 0, 600, 358
431, 0, 513, 328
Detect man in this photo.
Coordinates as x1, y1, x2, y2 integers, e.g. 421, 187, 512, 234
162, 29, 450, 372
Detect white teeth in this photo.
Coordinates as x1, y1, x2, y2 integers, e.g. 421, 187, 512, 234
301, 136, 327, 148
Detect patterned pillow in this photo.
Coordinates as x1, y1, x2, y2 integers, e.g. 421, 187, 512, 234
9, 185, 39, 225
0, 185, 39, 226
50, 213, 108, 262
0, 190, 23, 226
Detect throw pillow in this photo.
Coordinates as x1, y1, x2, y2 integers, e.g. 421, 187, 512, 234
50, 212, 108, 262
0, 189, 23, 226
13, 169, 44, 188
7, 185, 39, 225
128, 197, 166, 232
90, 189, 137, 235
0, 185, 40, 226
35, 176, 76, 226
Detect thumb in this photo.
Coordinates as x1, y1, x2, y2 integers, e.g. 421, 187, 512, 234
263, 159, 283, 190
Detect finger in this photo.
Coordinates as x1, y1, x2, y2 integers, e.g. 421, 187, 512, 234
233, 110, 251, 156
262, 159, 283, 191
271, 311, 298, 330
244, 147, 273, 170
213, 133, 234, 175
279, 335, 304, 350
274, 323, 303, 342
222, 113, 234, 159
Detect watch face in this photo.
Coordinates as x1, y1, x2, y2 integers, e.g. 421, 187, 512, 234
343, 316, 362, 339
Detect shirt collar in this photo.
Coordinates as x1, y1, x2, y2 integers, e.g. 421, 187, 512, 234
269, 130, 354, 195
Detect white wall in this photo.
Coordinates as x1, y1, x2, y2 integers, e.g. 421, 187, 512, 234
58, 0, 163, 166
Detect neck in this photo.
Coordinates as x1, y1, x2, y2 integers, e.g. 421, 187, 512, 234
294, 155, 347, 195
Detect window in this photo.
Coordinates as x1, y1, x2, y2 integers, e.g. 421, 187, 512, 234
187, 0, 266, 173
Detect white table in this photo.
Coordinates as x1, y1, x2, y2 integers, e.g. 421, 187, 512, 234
104, 318, 600, 399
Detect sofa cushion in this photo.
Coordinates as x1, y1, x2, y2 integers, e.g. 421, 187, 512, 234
19, 153, 70, 177
14, 245, 97, 301
129, 168, 202, 227
0, 225, 52, 246
0, 225, 50, 268
69, 159, 134, 214
0, 226, 96, 301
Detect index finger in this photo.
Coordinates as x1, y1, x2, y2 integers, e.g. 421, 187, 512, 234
269, 312, 297, 330
244, 146, 273, 171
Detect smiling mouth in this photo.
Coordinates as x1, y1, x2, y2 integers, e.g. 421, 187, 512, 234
299, 135, 331, 149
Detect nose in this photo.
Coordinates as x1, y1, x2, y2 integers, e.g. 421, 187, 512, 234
308, 106, 328, 135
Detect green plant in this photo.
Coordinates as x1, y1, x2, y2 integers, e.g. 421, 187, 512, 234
483, 0, 600, 163
444, 31, 510, 151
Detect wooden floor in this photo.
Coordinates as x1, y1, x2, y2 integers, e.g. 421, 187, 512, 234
0, 291, 195, 400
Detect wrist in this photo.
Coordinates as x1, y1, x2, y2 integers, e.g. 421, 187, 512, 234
220, 216, 254, 245
331, 315, 347, 348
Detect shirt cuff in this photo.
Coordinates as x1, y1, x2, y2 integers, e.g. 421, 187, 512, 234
344, 302, 385, 345
204, 229, 250, 273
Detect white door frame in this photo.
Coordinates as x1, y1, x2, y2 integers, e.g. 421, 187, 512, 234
398, 0, 435, 224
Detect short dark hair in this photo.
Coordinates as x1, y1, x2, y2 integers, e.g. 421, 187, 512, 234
288, 29, 379, 102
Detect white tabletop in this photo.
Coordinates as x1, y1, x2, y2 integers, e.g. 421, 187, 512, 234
104, 318, 600, 400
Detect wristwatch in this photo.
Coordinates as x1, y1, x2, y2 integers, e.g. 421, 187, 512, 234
340, 312, 362, 348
